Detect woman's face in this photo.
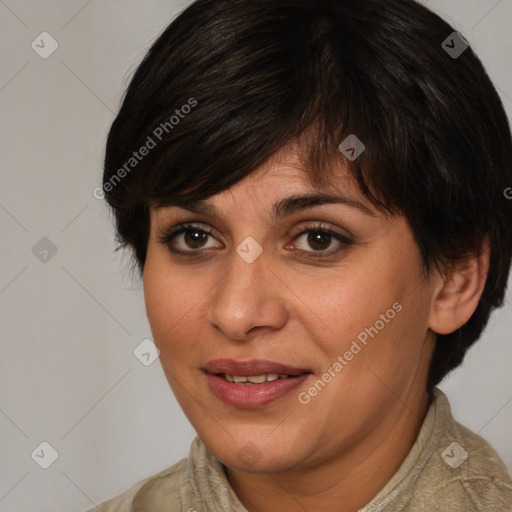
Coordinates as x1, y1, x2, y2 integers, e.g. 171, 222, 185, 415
143, 145, 439, 473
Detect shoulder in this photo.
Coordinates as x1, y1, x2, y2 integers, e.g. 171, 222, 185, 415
86, 458, 189, 512
414, 390, 512, 511
84, 436, 245, 512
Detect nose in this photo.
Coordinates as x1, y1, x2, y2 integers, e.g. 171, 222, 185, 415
206, 248, 289, 341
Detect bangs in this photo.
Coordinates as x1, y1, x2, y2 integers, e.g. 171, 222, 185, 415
105, 1, 411, 218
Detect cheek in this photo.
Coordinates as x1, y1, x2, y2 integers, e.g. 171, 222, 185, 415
308, 254, 428, 381
143, 270, 172, 338
143, 252, 199, 345
309, 264, 402, 348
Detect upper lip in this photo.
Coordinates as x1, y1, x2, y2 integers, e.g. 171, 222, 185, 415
204, 359, 310, 376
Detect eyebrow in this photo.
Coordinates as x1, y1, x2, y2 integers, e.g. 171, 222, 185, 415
166, 192, 376, 221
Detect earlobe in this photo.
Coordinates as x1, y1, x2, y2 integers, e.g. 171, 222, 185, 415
428, 237, 490, 335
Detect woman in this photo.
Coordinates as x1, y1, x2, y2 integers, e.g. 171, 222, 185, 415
90, 0, 512, 510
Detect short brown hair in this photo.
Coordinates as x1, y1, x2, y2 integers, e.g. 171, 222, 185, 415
102, 0, 512, 390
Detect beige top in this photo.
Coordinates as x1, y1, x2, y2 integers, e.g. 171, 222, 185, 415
88, 389, 512, 511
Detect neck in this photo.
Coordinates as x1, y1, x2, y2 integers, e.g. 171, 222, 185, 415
226, 387, 432, 512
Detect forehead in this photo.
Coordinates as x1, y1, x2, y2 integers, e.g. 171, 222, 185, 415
154, 144, 377, 221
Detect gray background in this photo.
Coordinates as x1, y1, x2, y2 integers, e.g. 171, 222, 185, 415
0, 0, 511, 510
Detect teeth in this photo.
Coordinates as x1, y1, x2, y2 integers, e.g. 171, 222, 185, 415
224, 373, 288, 384
247, 375, 267, 384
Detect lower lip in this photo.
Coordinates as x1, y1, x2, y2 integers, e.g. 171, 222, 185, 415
206, 373, 310, 409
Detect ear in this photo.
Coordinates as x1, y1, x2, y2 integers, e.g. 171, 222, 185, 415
428, 236, 490, 335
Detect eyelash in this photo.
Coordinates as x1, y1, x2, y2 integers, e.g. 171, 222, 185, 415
157, 222, 354, 260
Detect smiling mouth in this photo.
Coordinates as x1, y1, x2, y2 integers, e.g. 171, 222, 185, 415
204, 359, 311, 408
204, 358, 310, 377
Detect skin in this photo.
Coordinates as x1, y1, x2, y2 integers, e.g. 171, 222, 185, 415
143, 144, 489, 512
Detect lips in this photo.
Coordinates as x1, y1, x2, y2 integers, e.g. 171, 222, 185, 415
204, 359, 311, 408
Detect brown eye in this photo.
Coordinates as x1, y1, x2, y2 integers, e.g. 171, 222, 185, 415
291, 223, 354, 260
183, 229, 209, 249
306, 230, 333, 251
158, 223, 222, 256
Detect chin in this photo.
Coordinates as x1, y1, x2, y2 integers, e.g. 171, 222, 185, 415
199, 427, 309, 473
